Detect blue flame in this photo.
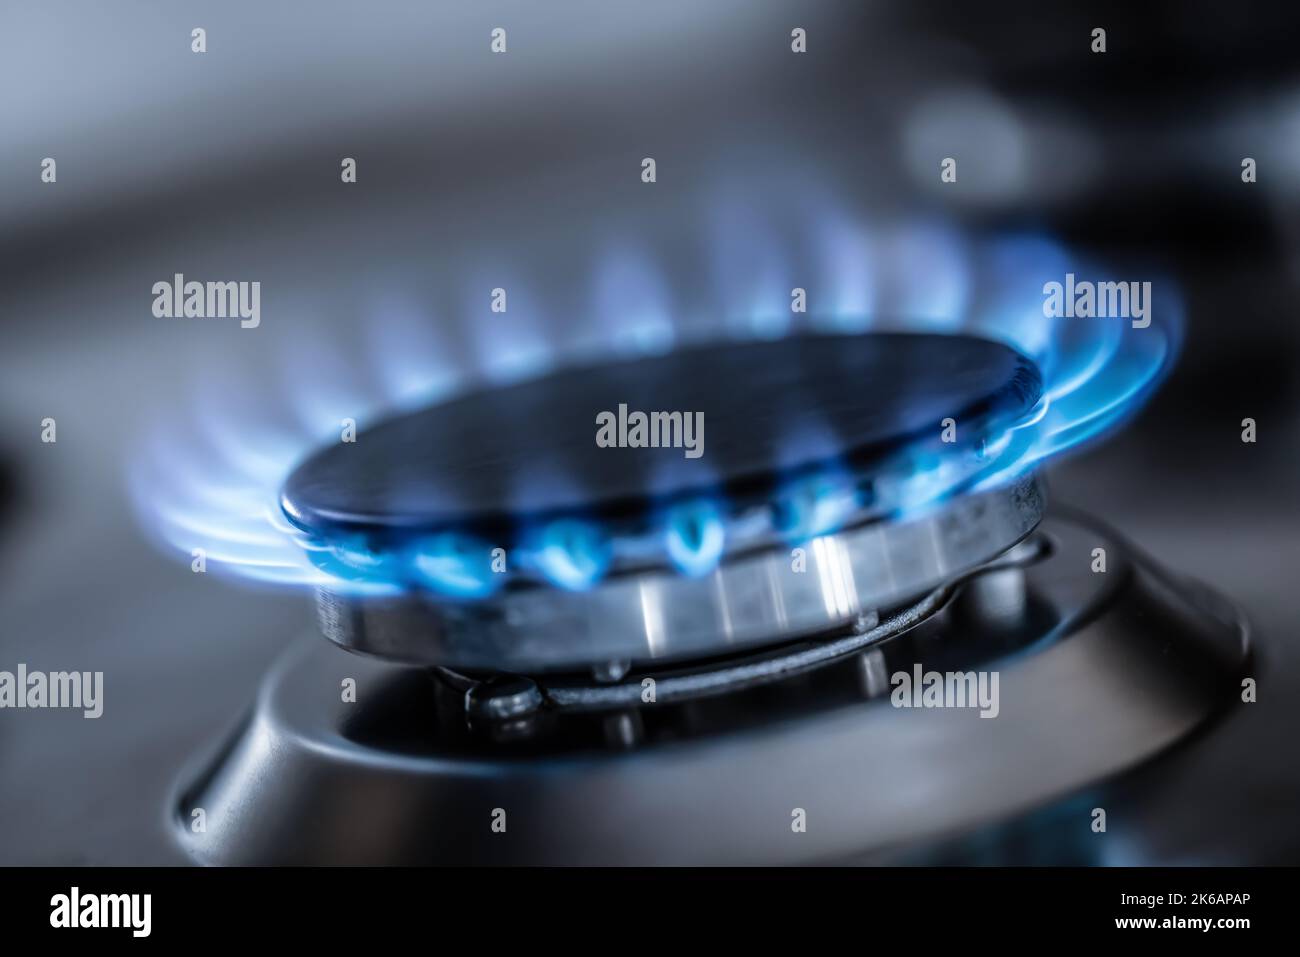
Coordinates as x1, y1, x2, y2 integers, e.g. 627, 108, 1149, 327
308, 532, 402, 582
881, 221, 971, 327
709, 190, 796, 340
773, 470, 862, 541
664, 498, 727, 577
408, 533, 503, 600
524, 518, 613, 592
813, 214, 876, 325
129, 200, 1182, 599
593, 244, 678, 357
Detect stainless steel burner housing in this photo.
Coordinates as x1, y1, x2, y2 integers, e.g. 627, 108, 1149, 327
317, 474, 1044, 670
174, 511, 1251, 865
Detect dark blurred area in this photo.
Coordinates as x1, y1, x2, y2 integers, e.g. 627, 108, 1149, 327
1, 0, 1298, 863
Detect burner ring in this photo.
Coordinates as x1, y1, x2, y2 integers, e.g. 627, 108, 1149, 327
290, 332, 1046, 669
530, 532, 1047, 712
281, 332, 1043, 591
315, 473, 1044, 671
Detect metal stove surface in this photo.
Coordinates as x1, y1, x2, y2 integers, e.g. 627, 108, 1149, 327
171, 509, 1249, 865
124, 328, 1242, 865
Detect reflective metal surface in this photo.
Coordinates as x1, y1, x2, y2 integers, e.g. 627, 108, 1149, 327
174, 511, 1250, 865
316, 474, 1044, 670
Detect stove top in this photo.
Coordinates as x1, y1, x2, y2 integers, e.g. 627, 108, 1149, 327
3, 0, 1298, 873
135, 328, 1247, 864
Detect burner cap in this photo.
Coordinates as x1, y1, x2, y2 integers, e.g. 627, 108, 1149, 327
281, 332, 1041, 543
287, 333, 1047, 668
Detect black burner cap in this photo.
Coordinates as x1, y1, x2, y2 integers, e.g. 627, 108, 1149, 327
281, 332, 1042, 541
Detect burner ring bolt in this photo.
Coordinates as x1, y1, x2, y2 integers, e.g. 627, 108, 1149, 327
464, 675, 544, 723
592, 659, 632, 683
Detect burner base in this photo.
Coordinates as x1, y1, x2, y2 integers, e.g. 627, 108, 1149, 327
317, 475, 1045, 672
171, 512, 1249, 865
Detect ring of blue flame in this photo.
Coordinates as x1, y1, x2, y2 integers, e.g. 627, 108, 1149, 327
129, 222, 1182, 599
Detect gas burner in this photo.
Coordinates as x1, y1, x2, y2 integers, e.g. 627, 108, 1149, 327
286, 332, 1043, 670
168, 330, 1249, 865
